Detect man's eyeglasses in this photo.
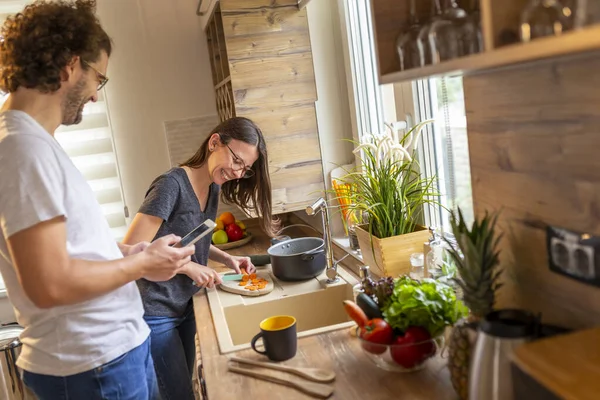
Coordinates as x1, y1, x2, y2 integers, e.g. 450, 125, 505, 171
219, 134, 255, 179
81, 59, 109, 91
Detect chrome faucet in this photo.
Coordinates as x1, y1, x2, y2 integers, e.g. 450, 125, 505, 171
306, 197, 344, 283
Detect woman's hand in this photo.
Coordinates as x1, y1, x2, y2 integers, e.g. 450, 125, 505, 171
225, 256, 256, 274
182, 262, 222, 288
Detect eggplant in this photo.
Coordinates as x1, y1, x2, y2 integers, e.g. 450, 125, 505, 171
356, 292, 383, 320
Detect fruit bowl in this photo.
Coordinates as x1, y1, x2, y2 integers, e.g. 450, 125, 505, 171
356, 327, 443, 373
211, 212, 253, 249
212, 232, 253, 250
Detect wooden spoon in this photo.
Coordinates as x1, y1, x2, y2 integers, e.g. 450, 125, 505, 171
227, 364, 334, 399
228, 355, 336, 383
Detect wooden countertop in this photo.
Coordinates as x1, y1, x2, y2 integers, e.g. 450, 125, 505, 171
194, 224, 457, 399
512, 327, 600, 400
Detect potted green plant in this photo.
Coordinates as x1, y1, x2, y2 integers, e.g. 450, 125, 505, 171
338, 120, 439, 277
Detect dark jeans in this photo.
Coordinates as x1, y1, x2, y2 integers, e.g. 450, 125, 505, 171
22, 337, 159, 400
144, 303, 197, 400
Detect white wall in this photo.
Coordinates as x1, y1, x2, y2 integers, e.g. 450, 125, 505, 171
295, 0, 355, 235
97, 0, 217, 217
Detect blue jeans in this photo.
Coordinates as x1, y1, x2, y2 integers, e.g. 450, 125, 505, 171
144, 303, 196, 400
22, 337, 159, 400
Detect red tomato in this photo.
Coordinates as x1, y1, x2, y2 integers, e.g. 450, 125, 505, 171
359, 318, 394, 354
390, 326, 436, 368
225, 223, 244, 242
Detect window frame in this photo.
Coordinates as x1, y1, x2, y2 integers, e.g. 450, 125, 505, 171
337, 0, 388, 143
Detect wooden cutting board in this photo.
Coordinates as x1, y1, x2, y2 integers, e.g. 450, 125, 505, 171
218, 271, 274, 297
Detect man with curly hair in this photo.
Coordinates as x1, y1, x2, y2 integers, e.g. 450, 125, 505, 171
0, 1, 195, 399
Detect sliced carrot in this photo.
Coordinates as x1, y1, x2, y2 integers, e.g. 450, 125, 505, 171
249, 273, 257, 280
241, 275, 249, 282
238, 281, 247, 286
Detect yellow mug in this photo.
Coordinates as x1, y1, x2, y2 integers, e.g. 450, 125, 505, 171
251, 315, 297, 361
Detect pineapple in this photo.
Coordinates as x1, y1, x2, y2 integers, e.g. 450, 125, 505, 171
445, 208, 503, 400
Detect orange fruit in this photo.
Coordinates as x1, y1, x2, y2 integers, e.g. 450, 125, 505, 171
219, 212, 235, 226
214, 219, 225, 232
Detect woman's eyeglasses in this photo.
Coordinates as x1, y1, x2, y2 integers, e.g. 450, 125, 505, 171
219, 135, 255, 179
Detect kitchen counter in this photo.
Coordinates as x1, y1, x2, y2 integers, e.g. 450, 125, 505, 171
193, 292, 456, 400
194, 226, 457, 399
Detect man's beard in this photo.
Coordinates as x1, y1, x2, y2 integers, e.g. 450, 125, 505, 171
62, 78, 88, 126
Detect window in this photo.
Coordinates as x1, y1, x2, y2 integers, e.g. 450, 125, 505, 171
411, 77, 474, 231
340, 0, 474, 235
340, 0, 386, 140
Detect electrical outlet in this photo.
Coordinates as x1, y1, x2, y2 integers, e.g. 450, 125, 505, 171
546, 225, 600, 287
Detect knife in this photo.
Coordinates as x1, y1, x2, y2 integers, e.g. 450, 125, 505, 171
222, 274, 245, 282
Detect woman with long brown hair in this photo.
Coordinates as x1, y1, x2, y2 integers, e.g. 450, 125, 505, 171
123, 116, 274, 399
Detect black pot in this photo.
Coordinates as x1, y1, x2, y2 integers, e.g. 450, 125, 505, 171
267, 237, 326, 281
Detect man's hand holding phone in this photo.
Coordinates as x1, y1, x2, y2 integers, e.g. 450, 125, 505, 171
140, 234, 195, 282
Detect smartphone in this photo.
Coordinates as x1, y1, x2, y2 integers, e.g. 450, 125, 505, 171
171, 219, 216, 248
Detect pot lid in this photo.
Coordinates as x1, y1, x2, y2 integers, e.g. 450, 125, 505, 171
0, 325, 23, 351
267, 237, 324, 257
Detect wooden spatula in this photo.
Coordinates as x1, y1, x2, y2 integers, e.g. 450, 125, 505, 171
227, 364, 334, 399
228, 356, 335, 383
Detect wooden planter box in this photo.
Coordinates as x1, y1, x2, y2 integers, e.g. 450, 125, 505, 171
355, 224, 430, 278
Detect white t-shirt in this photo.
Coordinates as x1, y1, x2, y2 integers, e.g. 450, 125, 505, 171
0, 110, 149, 376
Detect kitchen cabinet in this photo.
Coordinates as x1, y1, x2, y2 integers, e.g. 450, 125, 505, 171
203, 0, 325, 216
370, 0, 600, 85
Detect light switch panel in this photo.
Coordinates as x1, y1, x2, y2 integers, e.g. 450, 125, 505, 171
546, 225, 600, 287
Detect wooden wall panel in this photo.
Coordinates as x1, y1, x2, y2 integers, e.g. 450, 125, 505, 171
221, 7, 308, 37
209, 0, 324, 217
239, 105, 318, 139
229, 52, 315, 88
233, 82, 317, 110
225, 31, 311, 61
464, 53, 600, 329
266, 133, 321, 165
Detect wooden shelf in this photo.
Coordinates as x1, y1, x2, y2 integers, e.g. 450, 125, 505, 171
379, 25, 600, 84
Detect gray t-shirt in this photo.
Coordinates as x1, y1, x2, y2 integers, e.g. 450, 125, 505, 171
136, 167, 220, 317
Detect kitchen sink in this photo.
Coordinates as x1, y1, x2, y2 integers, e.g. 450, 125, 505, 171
206, 266, 359, 353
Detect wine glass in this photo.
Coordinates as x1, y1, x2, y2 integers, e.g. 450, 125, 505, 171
429, 0, 471, 63
464, 0, 484, 54
396, 0, 423, 70
417, 0, 444, 66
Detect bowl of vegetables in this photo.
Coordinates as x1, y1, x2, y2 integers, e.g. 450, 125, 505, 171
356, 324, 442, 372
344, 276, 467, 373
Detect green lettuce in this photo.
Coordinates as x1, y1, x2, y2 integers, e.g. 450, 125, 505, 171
382, 276, 468, 337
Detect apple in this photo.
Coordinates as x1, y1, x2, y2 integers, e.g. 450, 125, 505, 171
390, 326, 435, 368
225, 223, 244, 242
